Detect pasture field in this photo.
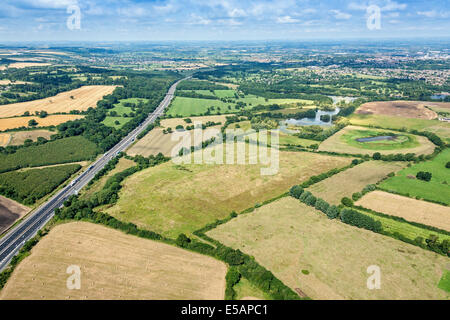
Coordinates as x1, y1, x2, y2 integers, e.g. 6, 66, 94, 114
307, 161, 406, 205
439, 271, 450, 292
356, 191, 450, 231
379, 149, 450, 205
278, 133, 320, 147
109, 98, 149, 116
0, 133, 10, 147
161, 115, 229, 129
128, 125, 223, 157
0, 196, 30, 234
102, 116, 132, 129
0, 136, 98, 173
356, 101, 441, 119
0, 115, 84, 131
207, 197, 450, 300
82, 158, 136, 199
167, 97, 238, 117
0, 80, 29, 85
8, 130, 54, 146
318, 125, 435, 156
0, 164, 81, 205
348, 114, 450, 143
0, 86, 116, 118
105, 150, 351, 238
167, 95, 312, 117
0, 222, 227, 300
341, 128, 419, 151
360, 209, 450, 243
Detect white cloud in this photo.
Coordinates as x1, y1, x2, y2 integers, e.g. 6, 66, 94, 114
276, 16, 299, 24
382, 1, 407, 12
19, 0, 78, 9
189, 13, 211, 25
330, 10, 352, 20
418, 10, 450, 18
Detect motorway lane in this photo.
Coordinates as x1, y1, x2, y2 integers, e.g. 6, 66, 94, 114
0, 78, 186, 271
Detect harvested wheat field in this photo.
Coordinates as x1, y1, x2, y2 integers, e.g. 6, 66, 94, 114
356, 191, 450, 231
0, 80, 29, 85
356, 101, 443, 119
7, 130, 54, 146
0, 222, 227, 300
128, 127, 222, 157
5, 62, 51, 69
319, 125, 435, 156
0, 86, 116, 118
0, 196, 30, 234
207, 197, 449, 300
307, 161, 407, 205
106, 150, 351, 237
0, 133, 10, 147
0, 115, 84, 131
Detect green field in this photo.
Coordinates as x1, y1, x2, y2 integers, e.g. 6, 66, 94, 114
0, 136, 98, 173
102, 116, 132, 129
105, 150, 350, 238
360, 210, 450, 242
438, 271, 450, 292
0, 164, 81, 204
167, 95, 313, 117
379, 149, 450, 205
102, 98, 148, 129
341, 128, 419, 151
349, 114, 450, 143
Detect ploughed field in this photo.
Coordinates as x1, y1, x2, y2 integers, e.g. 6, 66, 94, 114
0, 196, 30, 234
0, 222, 227, 300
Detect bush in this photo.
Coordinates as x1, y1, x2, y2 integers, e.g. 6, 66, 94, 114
446, 162, 450, 169
289, 185, 304, 199
314, 198, 330, 213
416, 171, 432, 182
352, 192, 362, 201
326, 205, 340, 219
304, 194, 317, 206
341, 197, 354, 207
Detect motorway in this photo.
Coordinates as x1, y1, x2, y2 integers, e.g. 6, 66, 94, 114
0, 78, 186, 272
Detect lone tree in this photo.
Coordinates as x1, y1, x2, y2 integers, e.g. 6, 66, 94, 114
416, 171, 432, 182
446, 162, 450, 169
28, 119, 38, 127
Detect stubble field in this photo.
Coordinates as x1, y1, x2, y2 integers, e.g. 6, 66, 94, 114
0, 222, 227, 300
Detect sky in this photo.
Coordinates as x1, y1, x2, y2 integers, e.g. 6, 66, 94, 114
0, 0, 449, 42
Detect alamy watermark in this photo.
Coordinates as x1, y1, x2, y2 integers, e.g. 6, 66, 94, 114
367, 265, 381, 290
67, 3, 81, 30
66, 265, 81, 290
170, 123, 279, 176
366, 5, 381, 30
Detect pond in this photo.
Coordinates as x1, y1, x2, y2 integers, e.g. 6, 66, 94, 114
356, 136, 395, 142
283, 107, 341, 127
431, 94, 449, 100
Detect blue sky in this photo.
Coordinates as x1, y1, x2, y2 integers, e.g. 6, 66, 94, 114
0, 0, 449, 41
